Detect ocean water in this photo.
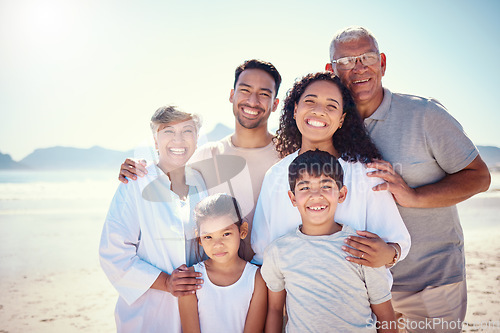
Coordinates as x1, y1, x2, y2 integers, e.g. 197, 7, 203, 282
0, 169, 119, 278
0, 169, 499, 278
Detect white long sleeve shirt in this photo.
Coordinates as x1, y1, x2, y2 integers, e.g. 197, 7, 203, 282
99, 164, 207, 332
251, 151, 411, 266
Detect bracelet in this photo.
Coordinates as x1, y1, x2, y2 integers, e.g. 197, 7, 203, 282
386, 244, 400, 268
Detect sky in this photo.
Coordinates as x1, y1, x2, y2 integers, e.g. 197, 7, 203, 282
1, 0, 500, 161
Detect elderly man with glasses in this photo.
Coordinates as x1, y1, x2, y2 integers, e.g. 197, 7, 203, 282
326, 26, 490, 333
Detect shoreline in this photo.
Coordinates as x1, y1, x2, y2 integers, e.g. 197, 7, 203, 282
0, 175, 499, 332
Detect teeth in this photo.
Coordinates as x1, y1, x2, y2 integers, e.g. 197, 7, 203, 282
309, 206, 326, 211
354, 79, 369, 84
307, 119, 326, 127
243, 108, 258, 115
170, 148, 186, 154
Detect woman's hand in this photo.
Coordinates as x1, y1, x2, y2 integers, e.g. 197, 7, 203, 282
342, 230, 397, 268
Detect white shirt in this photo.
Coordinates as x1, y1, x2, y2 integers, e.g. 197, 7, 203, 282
251, 151, 411, 265
194, 261, 258, 333
99, 164, 208, 332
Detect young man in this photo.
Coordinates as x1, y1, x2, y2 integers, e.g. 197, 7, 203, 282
262, 150, 397, 333
119, 59, 282, 262
326, 26, 491, 332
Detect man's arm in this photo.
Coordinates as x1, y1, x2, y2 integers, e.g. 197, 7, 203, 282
368, 155, 490, 208
265, 289, 286, 333
370, 300, 397, 333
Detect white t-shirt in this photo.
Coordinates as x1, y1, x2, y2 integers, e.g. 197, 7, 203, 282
99, 164, 208, 333
262, 225, 391, 332
251, 151, 411, 265
194, 261, 259, 333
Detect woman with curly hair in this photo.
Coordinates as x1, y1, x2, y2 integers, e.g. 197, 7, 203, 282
251, 72, 410, 269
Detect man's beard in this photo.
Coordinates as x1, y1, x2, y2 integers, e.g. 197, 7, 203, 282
237, 113, 264, 129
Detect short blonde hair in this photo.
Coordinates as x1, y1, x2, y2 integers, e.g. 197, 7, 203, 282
150, 105, 201, 136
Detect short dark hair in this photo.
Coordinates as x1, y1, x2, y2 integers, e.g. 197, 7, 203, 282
234, 59, 282, 97
194, 193, 243, 227
288, 150, 344, 193
194, 193, 246, 261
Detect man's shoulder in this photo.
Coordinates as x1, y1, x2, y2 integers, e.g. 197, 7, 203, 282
388, 91, 454, 126
198, 135, 232, 152
189, 135, 232, 162
391, 91, 447, 113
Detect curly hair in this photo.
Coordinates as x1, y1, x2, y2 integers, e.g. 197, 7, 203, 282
275, 72, 381, 163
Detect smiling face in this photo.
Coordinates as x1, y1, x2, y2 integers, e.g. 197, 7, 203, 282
154, 119, 197, 171
198, 215, 248, 264
294, 80, 345, 150
333, 36, 386, 114
288, 172, 347, 235
229, 68, 279, 130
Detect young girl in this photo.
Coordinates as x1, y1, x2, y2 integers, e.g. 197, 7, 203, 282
179, 193, 267, 333
251, 72, 411, 270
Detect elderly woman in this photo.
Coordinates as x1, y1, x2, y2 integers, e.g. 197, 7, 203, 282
99, 106, 207, 332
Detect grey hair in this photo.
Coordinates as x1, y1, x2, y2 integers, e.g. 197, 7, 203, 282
150, 105, 201, 136
329, 26, 380, 62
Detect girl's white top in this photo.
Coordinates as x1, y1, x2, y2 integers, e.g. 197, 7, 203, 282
194, 261, 259, 333
99, 164, 208, 333
251, 151, 411, 267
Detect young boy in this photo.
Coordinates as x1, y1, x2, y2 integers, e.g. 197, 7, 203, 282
261, 150, 397, 333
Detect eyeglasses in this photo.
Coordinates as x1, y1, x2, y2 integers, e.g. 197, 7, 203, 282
332, 52, 380, 70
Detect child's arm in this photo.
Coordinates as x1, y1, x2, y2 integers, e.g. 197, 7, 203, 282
177, 266, 201, 333
370, 300, 397, 333
265, 289, 286, 333
178, 293, 201, 333
243, 268, 267, 333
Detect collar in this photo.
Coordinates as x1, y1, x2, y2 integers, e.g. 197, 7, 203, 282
147, 164, 200, 187
366, 88, 392, 121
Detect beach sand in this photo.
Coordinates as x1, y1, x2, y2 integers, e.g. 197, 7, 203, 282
0, 173, 499, 332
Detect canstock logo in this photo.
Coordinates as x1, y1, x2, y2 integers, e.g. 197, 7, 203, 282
141, 155, 248, 202
190, 155, 247, 194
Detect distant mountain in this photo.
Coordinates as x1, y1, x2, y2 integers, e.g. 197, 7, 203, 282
19, 146, 133, 170
0, 152, 28, 169
1, 133, 499, 171
478, 146, 500, 170
205, 123, 233, 142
